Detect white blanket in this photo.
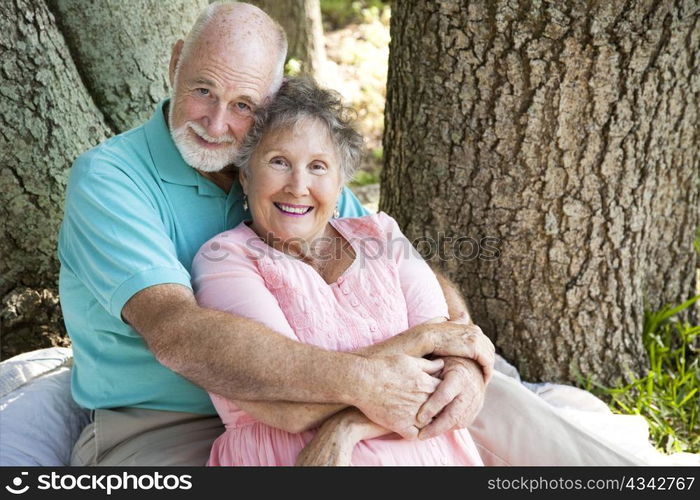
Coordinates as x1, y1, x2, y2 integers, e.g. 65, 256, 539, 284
0, 348, 89, 466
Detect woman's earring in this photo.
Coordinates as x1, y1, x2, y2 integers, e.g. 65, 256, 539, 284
243, 195, 248, 211
333, 205, 340, 218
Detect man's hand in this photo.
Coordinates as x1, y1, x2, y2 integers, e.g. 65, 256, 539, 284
416, 357, 486, 440
354, 355, 443, 440
424, 319, 495, 383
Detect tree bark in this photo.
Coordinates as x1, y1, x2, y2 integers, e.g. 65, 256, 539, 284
247, 0, 327, 78
46, 0, 206, 133
382, 0, 699, 384
0, 0, 205, 358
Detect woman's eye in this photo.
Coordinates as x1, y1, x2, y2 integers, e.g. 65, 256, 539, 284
268, 157, 289, 170
310, 163, 328, 175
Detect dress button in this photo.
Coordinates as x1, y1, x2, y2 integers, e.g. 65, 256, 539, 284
370, 325, 378, 332
351, 299, 359, 307
337, 276, 344, 284
342, 287, 350, 295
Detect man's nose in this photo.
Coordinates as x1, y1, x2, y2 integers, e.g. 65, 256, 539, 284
285, 168, 310, 197
204, 104, 229, 138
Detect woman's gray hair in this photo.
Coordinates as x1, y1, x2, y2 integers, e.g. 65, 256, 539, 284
236, 77, 364, 182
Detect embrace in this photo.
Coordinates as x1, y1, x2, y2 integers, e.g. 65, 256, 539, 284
59, 1, 639, 466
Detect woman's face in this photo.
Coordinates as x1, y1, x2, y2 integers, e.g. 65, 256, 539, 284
241, 117, 343, 248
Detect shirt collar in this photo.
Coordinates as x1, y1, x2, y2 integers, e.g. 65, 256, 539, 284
144, 99, 199, 187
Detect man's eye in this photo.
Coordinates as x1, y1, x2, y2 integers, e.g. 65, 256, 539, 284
236, 102, 251, 112
195, 88, 210, 96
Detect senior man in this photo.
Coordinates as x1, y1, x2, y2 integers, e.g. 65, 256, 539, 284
60, 1, 639, 466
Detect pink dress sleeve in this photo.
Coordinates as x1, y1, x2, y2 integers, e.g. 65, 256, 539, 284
191, 230, 297, 340
375, 212, 449, 327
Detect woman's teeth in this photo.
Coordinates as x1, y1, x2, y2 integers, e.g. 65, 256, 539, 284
275, 203, 312, 215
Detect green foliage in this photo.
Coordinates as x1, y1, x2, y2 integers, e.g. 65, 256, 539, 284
284, 58, 302, 76
350, 168, 381, 187
321, 0, 389, 30
584, 295, 700, 454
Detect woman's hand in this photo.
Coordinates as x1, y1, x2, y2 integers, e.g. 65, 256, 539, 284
295, 408, 390, 466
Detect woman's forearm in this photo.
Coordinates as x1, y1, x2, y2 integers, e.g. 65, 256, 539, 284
295, 408, 392, 466
340, 407, 392, 442
232, 399, 347, 434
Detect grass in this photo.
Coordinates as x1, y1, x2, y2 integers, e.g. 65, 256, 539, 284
583, 294, 700, 454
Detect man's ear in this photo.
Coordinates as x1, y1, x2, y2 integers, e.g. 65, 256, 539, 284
169, 40, 185, 88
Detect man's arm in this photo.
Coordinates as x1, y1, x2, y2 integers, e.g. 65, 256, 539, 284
122, 283, 480, 438
432, 267, 471, 324
232, 318, 488, 433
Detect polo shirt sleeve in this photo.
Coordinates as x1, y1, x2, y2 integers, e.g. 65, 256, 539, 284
337, 186, 370, 217
59, 159, 192, 321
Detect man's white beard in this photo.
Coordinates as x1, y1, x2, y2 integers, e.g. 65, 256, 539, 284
171, 121, 238, 173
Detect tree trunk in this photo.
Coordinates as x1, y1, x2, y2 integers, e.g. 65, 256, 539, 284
247, 0, 327, 78
46, 0, 205, 133
0, 0, 205, 359
382, 0, 699, 385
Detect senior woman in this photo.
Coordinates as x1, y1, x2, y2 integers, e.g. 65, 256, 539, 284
191, 77, 486, 466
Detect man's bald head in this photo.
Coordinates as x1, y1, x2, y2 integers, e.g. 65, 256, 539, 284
167, 2, 288, 173
174, 2, 287, 94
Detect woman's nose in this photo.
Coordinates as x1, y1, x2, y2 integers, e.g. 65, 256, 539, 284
285, 168, 310, 197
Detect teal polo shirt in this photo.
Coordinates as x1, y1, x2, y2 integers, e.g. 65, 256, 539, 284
58, 99, 368, 414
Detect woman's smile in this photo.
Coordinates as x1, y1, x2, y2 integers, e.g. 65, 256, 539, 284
274, 202, 314, 216
240, 117, 342, 248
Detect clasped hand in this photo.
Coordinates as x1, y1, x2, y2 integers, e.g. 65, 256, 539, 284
296, 319, 494, 465
357, 317, 494, 440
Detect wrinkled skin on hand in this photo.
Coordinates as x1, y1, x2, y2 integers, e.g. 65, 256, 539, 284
295, 408, 386, 466
354, 354, 443, 439
426, 318, 495, 382
417, 356, 486, 439
416, 315, 491, 439
355, 317, 494, 439
295, 425, 354, 466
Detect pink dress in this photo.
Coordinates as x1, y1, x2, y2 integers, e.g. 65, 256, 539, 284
192, 212, 483, 466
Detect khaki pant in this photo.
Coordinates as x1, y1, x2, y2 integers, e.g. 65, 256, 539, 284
71, 371, 643, 466
469, 371, 641, 465
70, 407, 224, 466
